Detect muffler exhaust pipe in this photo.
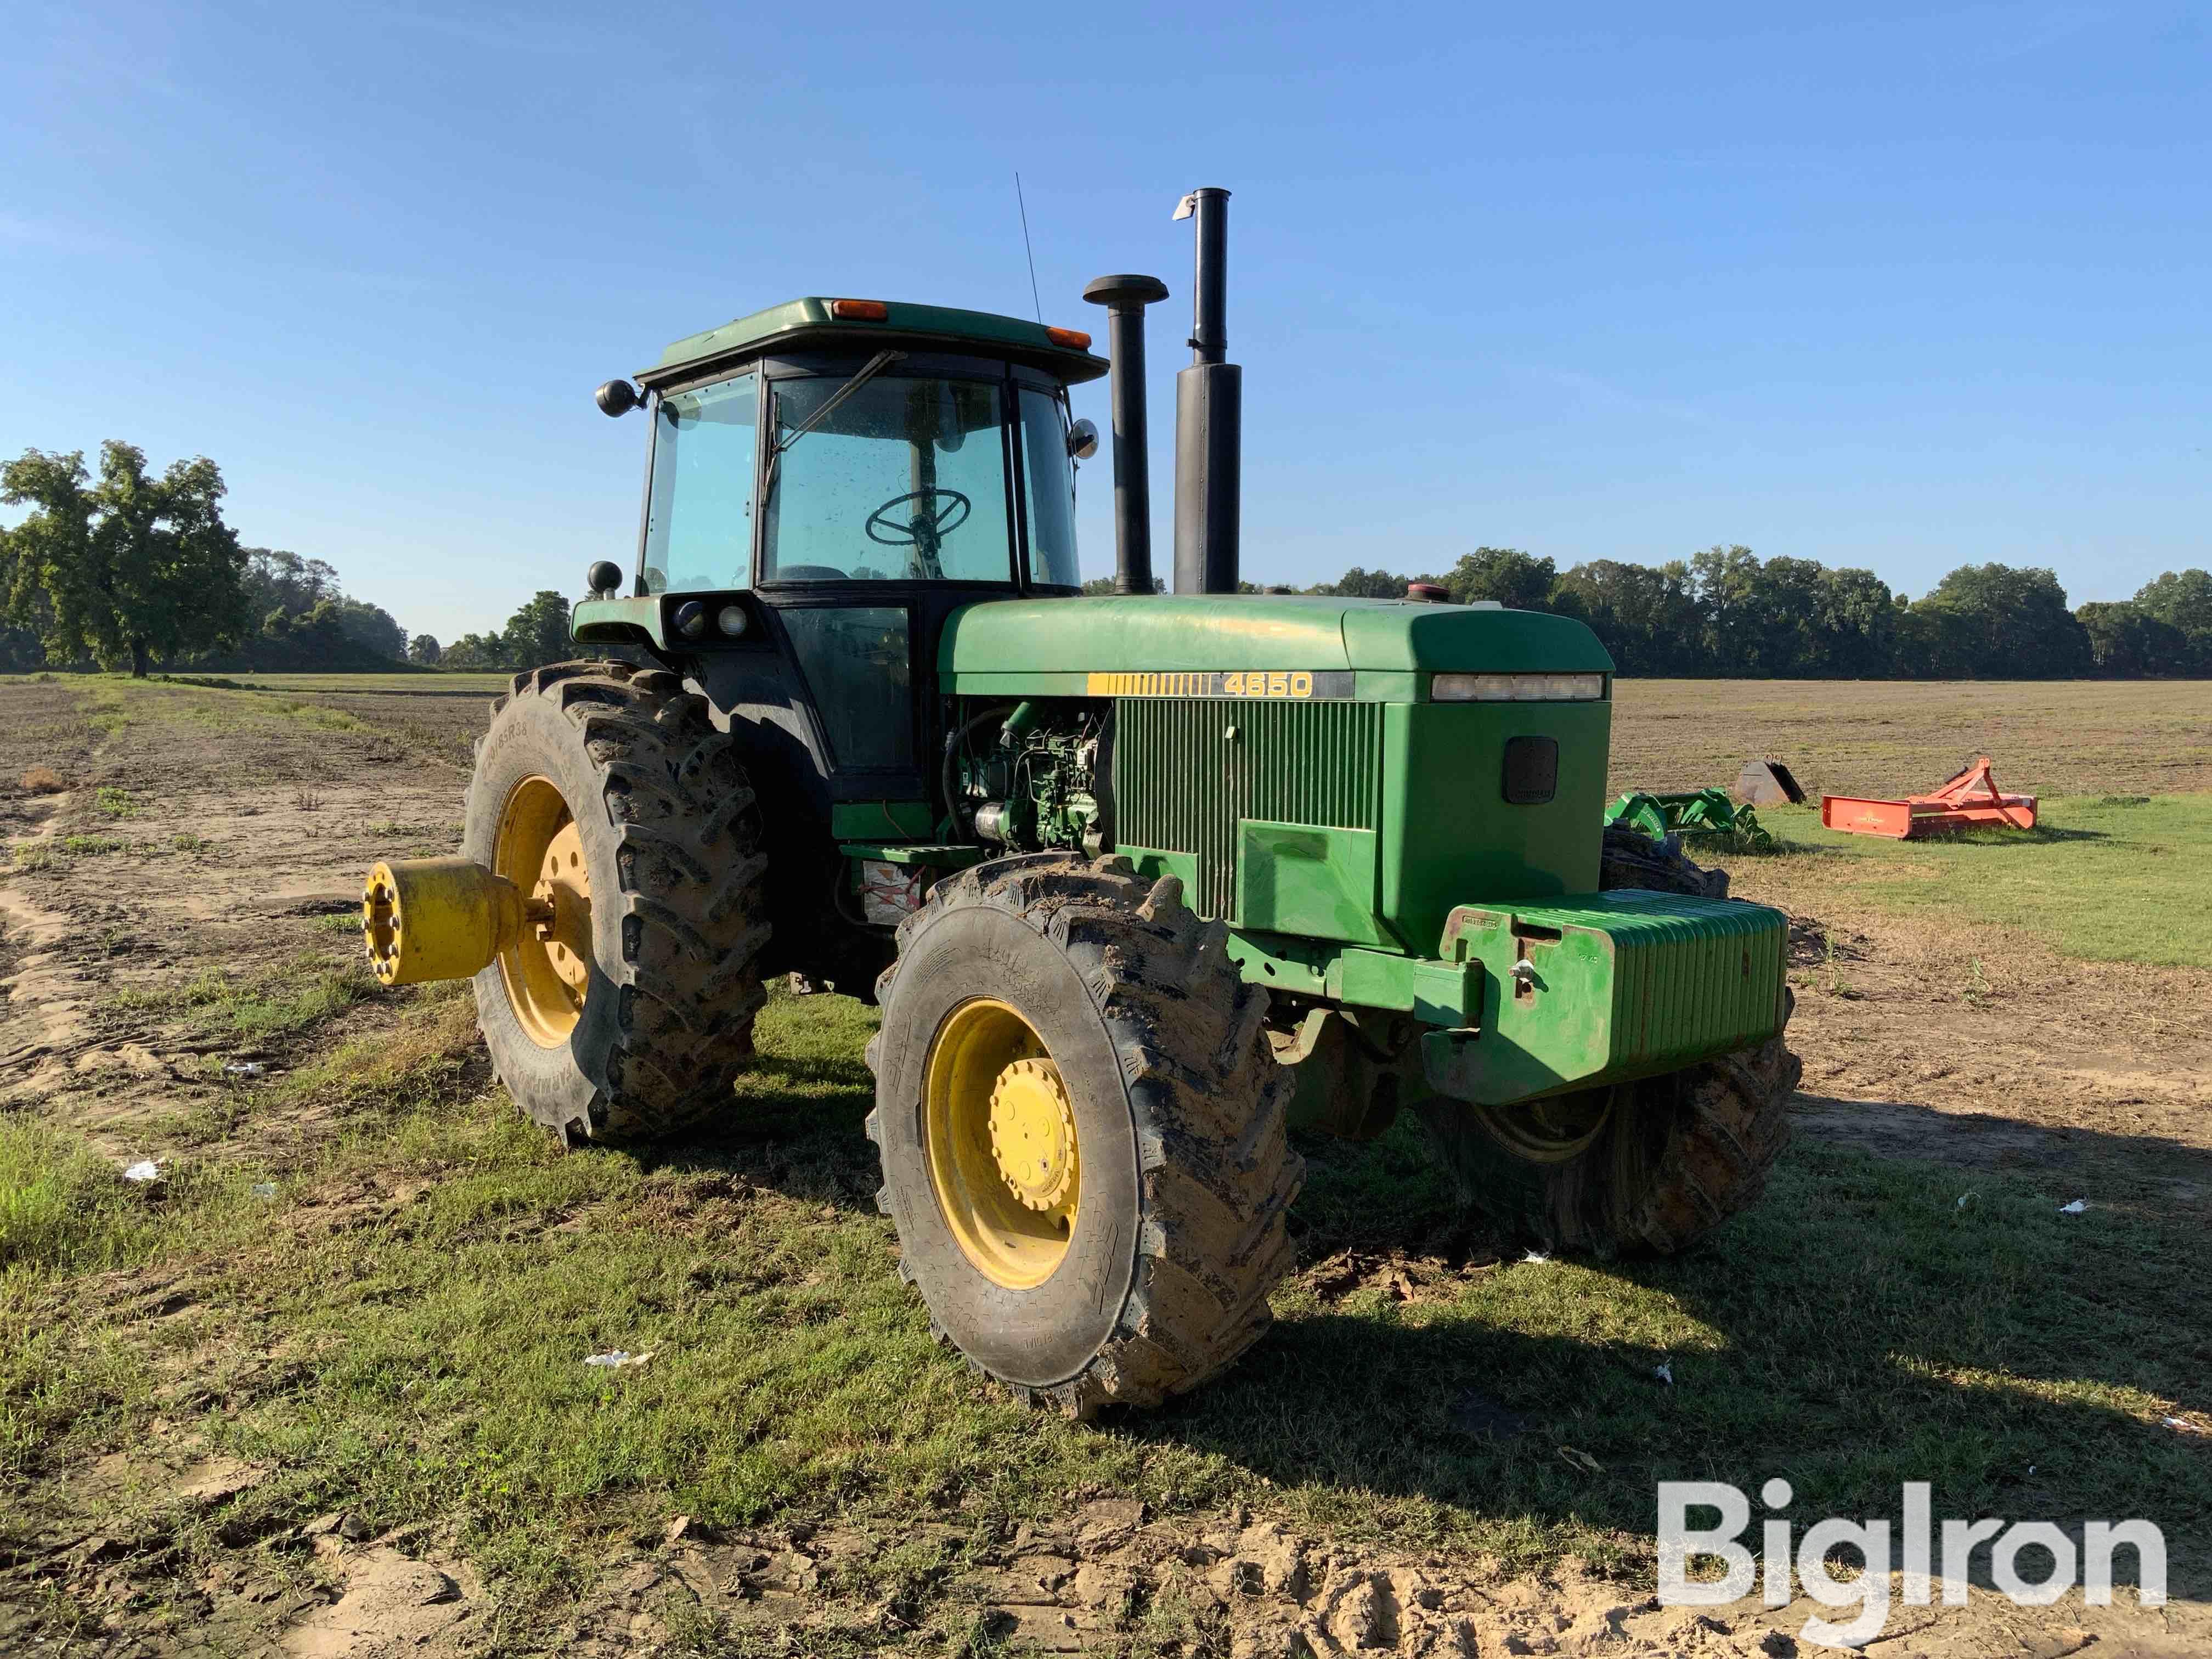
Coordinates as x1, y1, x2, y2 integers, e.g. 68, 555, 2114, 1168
1081, 273, 1170, 595
1172, 187, 1242, 596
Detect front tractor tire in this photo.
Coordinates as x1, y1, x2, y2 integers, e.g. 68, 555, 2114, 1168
1415, 1018, 1801, 1256
1418, 832, 1801, 1255
463, 661, 770, 1142
866, 855, 1302, 1418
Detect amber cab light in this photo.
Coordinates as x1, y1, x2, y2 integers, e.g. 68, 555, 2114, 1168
831, 298, 889, 320
1046, 325, 1092, 350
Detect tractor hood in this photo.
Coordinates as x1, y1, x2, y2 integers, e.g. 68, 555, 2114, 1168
938, 595, 1613, 690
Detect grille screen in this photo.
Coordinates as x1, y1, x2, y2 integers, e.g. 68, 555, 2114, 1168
1114, 698, 1385, 918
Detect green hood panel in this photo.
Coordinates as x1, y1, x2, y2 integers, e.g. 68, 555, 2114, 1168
938, 596, 1613, 682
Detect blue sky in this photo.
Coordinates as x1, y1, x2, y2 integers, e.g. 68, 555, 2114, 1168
3, 3, 2205, 642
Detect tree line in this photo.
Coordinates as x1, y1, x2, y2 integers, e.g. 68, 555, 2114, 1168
1, 441, 580, 676
10, 441, 2207, 680
1287, 547, 2211, 679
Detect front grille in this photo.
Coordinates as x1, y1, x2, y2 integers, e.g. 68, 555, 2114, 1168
1113, 698, 1384, 918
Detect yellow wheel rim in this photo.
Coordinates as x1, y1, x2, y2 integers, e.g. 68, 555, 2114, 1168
493, 775, 592, 1048
922, 998, 1079, 1289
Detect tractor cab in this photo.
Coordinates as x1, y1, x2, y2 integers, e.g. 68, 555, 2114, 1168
573, 299, 1108, 983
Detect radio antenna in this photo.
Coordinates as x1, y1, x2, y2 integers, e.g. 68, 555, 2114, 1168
1014, 172, 1043, 322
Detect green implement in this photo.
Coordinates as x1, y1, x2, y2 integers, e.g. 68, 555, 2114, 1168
1605, 787, 1773, 849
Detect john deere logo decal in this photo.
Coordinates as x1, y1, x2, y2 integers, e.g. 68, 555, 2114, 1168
1086, 670, 1355, 700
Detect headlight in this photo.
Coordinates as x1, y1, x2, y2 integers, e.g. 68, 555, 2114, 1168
1431, 672, 1605, 702
716, 603, 749, 637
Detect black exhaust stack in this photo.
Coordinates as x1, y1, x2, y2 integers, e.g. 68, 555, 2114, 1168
1172, 187, 1242, 595
1082, 273, 1170, 595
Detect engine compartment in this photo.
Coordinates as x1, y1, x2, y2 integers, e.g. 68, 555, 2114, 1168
945, 697, 1113, 856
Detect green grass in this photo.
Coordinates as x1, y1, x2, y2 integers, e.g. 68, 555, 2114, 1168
0, 1121, 170, 1277
0, 1120, 272, 1480
93, 785, 137, 819
1757, 792, 2212, 968
57, 834, 127, 856
5, 989, 2201, 1624
110, 956, 384, 1041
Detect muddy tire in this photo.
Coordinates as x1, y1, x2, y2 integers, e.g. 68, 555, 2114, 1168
462, 660, 770, 1142
1417, 828, 1798, 1255
865, 854, 1301, 1418
1414, 1005, 1801, 1255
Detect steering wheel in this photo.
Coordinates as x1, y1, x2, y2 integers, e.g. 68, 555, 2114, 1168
865, 488, 971, 547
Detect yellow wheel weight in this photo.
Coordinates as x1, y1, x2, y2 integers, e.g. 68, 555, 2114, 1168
360, 775, 591, 1054
922, 1000, 1080, 1289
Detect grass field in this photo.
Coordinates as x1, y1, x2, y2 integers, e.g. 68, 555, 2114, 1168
1724, 792, 2212, 969
7, 990, 2203, 1613
2, 674, 2206, 1654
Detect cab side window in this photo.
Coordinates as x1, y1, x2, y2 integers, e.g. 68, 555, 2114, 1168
644, 373, 758, 595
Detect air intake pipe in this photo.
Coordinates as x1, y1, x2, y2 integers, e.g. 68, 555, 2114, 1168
1081, 273, 1170, 595
1172, 187, 1242, 596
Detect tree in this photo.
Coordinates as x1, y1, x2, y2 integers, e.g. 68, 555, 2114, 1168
1553, 558, 1705, 675
2130, 569, 2212, 673
1318, 567, 1412, 598
1914, 563, 2091, 678
1890, 596, 1975, 679
441, 633, 510, 670
1, 442, 249, 676
409, 634, 443, 665
2075, 602, 2191, 675
1443, 547, 1556, 610
1808, 566, 1899, 676
241, 548, 340, 619
501, 591, 573, 669
333, 597, 407, 660
1690, 546, 1807, 676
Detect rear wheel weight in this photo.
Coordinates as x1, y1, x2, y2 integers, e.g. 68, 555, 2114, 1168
462, 659, 771, 1142
866, 854, 1302, 1418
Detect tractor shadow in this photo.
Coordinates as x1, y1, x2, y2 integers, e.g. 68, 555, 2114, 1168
640, 1042, 885, 1213
1120, 1113, 2209, 1597
641, 1006, 2205, 1596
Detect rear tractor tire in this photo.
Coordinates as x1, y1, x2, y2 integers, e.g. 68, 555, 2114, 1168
1416, 831, 1801, 1256
462, 660, 771, 1142
866, 855, 1302, 1418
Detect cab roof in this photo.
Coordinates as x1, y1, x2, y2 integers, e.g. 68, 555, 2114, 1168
640, 298, 1110, 390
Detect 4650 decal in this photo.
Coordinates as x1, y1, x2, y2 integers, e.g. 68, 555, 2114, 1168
1085, 670, 1356, 700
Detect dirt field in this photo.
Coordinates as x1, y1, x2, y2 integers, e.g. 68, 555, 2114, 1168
1608, 676, 2212, 799
2, 673, 2206, 1658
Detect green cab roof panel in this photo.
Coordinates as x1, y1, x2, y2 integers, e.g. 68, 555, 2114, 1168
642, 298, 1109, 388
938, 596, 1615, 678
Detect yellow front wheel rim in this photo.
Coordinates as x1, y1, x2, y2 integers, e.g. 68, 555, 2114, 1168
923, 999, 1079, 1289
493, 776, 592, 1048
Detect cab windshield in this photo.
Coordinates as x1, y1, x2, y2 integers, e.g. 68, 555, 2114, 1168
642, 367, 1079, 592
764, 373, 1011, 583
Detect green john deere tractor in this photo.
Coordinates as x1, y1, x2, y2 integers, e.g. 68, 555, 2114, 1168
362, 189, 1801, 1418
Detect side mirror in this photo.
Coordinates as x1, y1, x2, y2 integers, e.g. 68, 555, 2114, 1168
1067, 417, 1099, 461
595, 379, 644, 418
587, 561, 624, 597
